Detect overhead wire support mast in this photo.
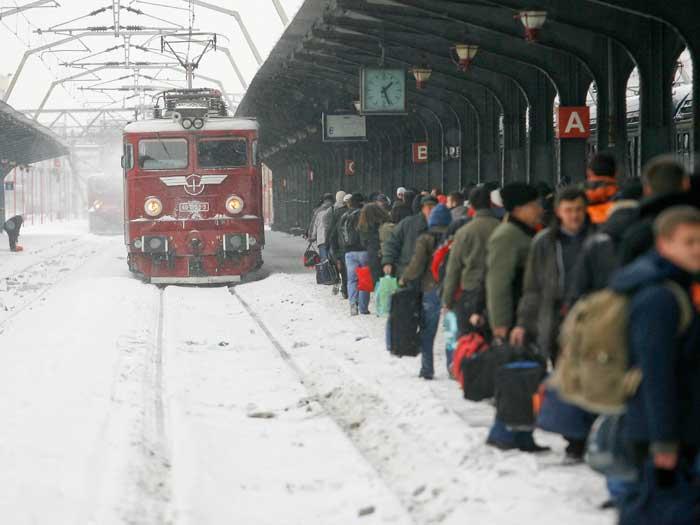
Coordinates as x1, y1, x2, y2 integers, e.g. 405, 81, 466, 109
0, 0, 58, 20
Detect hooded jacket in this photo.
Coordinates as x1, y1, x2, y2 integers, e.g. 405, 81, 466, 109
310, 201, 334, 246
610, 251, 700, 452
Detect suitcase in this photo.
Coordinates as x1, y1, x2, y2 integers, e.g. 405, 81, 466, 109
495, 360, 546, 430
389, 288, 422, 357
315, 260, 338, 285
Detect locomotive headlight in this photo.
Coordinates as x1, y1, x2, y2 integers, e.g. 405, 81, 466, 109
181, 118, 193, 130
225, 195, 244, 215
144, 197, 163, 217
93, 199, 103, 210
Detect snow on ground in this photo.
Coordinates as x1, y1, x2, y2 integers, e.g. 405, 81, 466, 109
0, 223, 613, 525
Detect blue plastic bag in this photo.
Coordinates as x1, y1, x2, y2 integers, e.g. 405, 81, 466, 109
375, 276, 399, 316
443, 310, 459, 370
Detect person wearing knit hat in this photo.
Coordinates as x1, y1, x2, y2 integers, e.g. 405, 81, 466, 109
335, 190, 347, 204
500, 182, 540, 212
586, 150, 619, 224
343, 193, 352, 203
428, 203, 452, 228
483, 180, 547, 453
399, 203, 451, 380
396, 187, 407, 200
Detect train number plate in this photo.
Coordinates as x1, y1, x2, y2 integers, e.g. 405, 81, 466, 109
179, 201, 209, 213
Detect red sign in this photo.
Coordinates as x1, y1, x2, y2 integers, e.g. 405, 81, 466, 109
556, 107, 591, 139
53, 158, 61, 168
308, 168, 314, 182
345, 160, 356, 176
412, 142, 429, 164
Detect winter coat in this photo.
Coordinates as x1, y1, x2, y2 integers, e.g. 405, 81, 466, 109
619, 192, 697, 266
450, 205, 468, 222
516, 225, 591, 359
610, 251, 700, 452
360, 224, 383, 283
378, 222, 395, 261
381, 213, 428, 278
566, 202, 639, 304
441, 209, 500, 310
310, 202, 334, 246
327, 204, 349, 256
401, 226, 448, 293
486, 217, 536, 331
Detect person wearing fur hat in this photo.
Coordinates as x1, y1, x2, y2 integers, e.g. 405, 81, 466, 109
400, 203, 452, 379
485, 182, 549, 452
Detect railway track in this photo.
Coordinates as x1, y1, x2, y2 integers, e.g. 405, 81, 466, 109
0, 239, 102, 333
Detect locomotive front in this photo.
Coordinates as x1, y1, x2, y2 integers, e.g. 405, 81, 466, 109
123, 89, 264, 284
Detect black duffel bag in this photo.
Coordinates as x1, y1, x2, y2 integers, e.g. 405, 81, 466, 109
460, 342, 513, 401
315, 259, 339, 285
494, 348, 547, 430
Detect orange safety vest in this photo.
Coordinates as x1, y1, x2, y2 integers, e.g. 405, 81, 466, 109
692, 282, 700, 312
586, 175, 618, 224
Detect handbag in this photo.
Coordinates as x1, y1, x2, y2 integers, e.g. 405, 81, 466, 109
375, 276, 399, 316
356, 265, 374, 293
315, 260, 339, 285
303, 242, 320, 268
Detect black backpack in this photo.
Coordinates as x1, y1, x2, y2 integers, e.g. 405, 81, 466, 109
339, 209, 361, 248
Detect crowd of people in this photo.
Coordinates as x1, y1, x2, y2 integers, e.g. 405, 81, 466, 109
305, 151, 700, 524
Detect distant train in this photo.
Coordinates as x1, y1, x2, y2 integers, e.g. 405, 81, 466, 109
587, 83, 694, 176
122, 88, 264, 285
87, 173, 123, 235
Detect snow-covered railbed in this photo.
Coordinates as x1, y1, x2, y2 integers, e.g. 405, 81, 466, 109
233, 238, 612, 525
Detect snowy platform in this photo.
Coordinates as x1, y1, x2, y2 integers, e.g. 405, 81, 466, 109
0, 223, 611, 525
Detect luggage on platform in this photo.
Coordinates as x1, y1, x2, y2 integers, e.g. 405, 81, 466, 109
303, 242, 321, 268
389, 287, 422, 357
356, 265, 374, 293
315, 259, 339, 285
375, 276, 399, 316
495, 358, 546, 430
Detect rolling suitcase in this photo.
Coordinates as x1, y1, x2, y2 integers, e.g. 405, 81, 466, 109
389, 288, 422, 357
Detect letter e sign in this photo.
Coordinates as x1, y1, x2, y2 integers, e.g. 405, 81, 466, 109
556, 107, 590, 139
412, 142, 429, 164
345, 160, 356, 176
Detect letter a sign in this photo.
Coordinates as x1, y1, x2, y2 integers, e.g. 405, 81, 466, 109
556, 107, 591, 139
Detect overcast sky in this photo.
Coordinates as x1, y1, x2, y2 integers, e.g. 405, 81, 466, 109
0, 0, 303, 122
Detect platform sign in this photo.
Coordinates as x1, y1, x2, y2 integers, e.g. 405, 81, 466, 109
412, 142, 429, 164
556, 106, 591, 139
345, 160, 356, 176
323, 113, 367, 142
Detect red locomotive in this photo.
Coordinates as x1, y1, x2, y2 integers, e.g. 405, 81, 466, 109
122, 88, 264, 284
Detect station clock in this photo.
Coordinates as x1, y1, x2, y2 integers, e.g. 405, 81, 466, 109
360, 68, 407, 114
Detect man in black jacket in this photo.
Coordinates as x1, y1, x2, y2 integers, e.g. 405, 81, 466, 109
3, 215, 24, 251
619, 156, 693, 265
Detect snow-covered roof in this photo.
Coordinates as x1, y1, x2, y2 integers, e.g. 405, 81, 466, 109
123, 117, 259, 134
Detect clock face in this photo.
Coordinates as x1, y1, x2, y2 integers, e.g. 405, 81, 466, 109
361, 68, 406, 114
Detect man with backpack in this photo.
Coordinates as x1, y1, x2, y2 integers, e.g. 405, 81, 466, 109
485, 182, 549, 453
442, 186, 500, 336
609, 206, 700, 524
399, 203, 452, 379
340, 193, 368, 316
328, 192, 350, 298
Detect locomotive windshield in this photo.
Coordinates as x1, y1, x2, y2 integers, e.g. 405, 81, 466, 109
138, 138, 189, 170
197, 138, 248, 168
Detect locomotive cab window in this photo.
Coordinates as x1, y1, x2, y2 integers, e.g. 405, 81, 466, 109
138, 138, 189, 170
197, 138, 248, 168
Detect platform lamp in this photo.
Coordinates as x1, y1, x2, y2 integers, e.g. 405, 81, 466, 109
353, 100, 361, 113
516, 11, 547, 42
410, 65, 433, 90
451, 44, 479, 72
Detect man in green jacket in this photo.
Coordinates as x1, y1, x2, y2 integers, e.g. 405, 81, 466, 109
442, 186, 501, 335
485, 182, 548, 453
